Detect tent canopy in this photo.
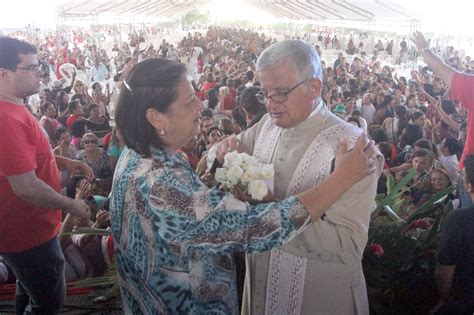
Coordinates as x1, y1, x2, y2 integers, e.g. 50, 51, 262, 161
58, 0, 418, 22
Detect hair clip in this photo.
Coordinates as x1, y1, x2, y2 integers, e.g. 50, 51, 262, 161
123, 80, 133, 92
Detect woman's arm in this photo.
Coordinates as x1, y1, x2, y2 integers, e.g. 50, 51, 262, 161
432, 100, 460, 133
173, 135, 376, 254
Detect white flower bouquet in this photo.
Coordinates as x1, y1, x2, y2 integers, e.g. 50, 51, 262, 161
215, 151, 274, 201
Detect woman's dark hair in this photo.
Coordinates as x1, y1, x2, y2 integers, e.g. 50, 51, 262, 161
0, 37, 37, 70
441, 100, 456, 115
207, 88, 219, 110
92, 82, 101, 90
40, 101, 54, 115
377, 142, 393, 161
87, 103, 99, 116
370, 128, 388, 143
412, 111, 424, 120
351, 109, 361, 117
201, 108, 213, 118
240, 86, 266, 115
400, 124, 424, 147
231, 106, 247, 130
55, 90, 68, 112
219, 118, 234, 136
347, 117, 361, 127
115, 59, 187, 157
414, 139, 439, 157
395, 105, 407, 117
406, 93, 417, 103
412, 148, 433, 161
381, 95, 393, 107
395, 105, 409, 137
70, 119, 88, 138
442, 137, 461, 155
68, 100, 81, 113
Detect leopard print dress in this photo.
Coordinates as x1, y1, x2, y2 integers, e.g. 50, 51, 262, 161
110, 147, 308, 314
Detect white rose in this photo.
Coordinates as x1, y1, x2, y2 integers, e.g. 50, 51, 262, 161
259, 164, 274, 180
247, 180, 268, 201
224, 151, 243, 168
241, 166, 258, 183
215, 167, 228, 183
226, 165, 244, 185
240, 152, 258, 168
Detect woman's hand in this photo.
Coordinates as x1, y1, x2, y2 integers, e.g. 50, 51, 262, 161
93, 210, 110, 229
233, 184, 274, 205
76, 180, 92, 200
411, 31, 430, 51
334, 134, 377, 185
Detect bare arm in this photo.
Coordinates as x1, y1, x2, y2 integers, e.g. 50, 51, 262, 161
7, 171, 88, 217
55, 155, 94, 180
433, 101, 460, 132
411, 32, 458, 87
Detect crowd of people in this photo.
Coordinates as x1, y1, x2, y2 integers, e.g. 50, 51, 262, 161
0, 24, 473, 314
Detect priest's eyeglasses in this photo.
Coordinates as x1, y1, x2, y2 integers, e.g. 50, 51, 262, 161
256, 79, 307, 104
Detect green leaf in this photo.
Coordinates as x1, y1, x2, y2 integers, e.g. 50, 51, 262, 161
61, 227, 112, 236
375, 169, 416, 212
386, 173, 395, 194
404, 186, 453, 225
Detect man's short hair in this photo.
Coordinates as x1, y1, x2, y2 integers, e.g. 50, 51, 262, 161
0, 37, 37, 70
256, 40, 322, 82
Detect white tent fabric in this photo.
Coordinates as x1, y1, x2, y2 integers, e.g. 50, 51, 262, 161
58, 0, 418, 22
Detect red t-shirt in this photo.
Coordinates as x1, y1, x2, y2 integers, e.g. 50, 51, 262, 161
223, 94, 237, 110
0, 101, 62, 253
201, 82, 217, 94
451, 73, 474, 169
67, 114, 82, 130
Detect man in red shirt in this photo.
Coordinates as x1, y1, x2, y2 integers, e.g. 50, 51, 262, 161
0, 37, 92, 314
412, 31, 473, 207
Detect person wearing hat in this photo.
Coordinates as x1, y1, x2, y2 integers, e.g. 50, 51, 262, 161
333, 103, 347, 119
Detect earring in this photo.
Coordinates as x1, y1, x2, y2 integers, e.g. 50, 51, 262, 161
160, 129, 166, 136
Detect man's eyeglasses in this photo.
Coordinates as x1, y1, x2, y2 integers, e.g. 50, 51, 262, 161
15, 64, 41, 73
83, 139, 98, 145
256, 79, 307, 104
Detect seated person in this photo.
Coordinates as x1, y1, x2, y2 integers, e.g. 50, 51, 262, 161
75, 133, 111, 180
59, 176, 112, 281
415, 168, 457, 208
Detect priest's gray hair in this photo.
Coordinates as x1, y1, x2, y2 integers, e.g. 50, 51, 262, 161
256, 40, 322, 82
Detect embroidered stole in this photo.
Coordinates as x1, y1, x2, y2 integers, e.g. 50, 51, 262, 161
253, 115, 360, 315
